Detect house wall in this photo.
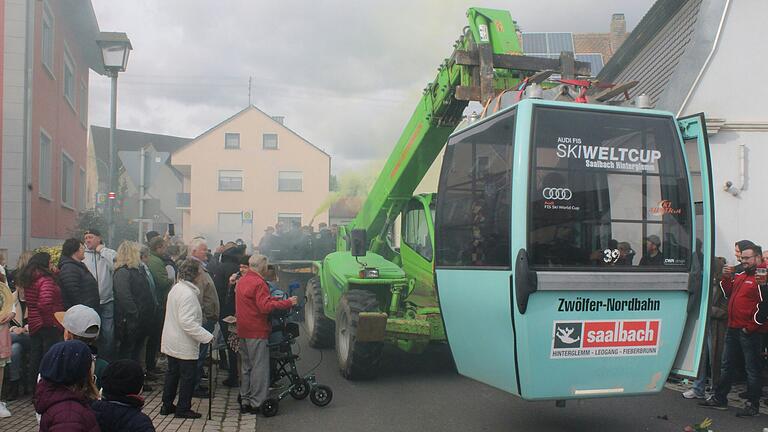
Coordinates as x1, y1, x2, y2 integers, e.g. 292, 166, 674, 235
1, 0, 28, 263
29, 0, 90, 247
148, 163, 182, 230
0, 0, 5, 240
172, 107, 330, 249
681, 1, 768, 259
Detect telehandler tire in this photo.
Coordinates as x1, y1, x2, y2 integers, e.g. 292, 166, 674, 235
335, 290, 383, 380
306, 277, 334, 348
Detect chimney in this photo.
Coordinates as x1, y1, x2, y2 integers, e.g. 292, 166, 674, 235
610, 13, 627, 53
271, 116, 285, 125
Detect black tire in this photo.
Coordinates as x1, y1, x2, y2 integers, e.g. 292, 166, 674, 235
289, 378, 310, 400
335, 290, 383, 380
306, 276, 334, 348
310, 385, 333, 407
261, 398, 279, 417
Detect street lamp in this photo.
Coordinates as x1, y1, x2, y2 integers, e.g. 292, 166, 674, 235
97, 32, 132, 247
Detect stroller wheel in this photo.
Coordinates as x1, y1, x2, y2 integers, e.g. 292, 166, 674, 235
310, 385, 333, 407
289, 378, 310, 400
261, 398, 279, 417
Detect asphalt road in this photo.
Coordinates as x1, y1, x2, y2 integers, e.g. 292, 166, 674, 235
257, 330, 766, 432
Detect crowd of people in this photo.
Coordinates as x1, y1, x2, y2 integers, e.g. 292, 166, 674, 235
257, 221, 337, 262
688, 240, 768, 418
0, 224, 300, 429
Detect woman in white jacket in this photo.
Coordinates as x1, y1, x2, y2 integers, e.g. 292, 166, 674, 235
159, 259, 213, 419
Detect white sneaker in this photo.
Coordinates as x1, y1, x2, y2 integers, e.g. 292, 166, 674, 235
682, 389, 705, 399
0, 401, 11, 417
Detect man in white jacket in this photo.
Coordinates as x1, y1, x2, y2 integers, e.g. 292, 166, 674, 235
160, 259, 213, 419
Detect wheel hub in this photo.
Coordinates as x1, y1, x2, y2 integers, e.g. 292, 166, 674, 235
338, 309, 350, 362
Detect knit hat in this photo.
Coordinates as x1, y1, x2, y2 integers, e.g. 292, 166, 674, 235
101, 359, 144, 396
39, 340, 93, 386
145, 231, 160, 243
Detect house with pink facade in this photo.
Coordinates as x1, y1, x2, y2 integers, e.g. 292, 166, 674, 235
0, 0, 105, 262
171, 105, 331, 248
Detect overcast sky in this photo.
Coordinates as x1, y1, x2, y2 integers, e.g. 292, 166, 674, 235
89, 0, 655, 174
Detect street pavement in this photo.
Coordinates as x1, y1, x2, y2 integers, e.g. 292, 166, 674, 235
2, 331, 767, 431
258, 329, 767, 432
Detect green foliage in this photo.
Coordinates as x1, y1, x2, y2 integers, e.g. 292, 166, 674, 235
71, 209, 106, 240
33, 245, 62, 265
71, 209, 139, 248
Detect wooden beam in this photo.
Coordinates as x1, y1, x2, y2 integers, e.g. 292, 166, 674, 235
592, 81, 639, 102
455, 85, 482, 101
454, 50, 591, 76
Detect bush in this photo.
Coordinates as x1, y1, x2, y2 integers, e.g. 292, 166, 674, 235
71, 209, 138, 248
33, 245, 62, 266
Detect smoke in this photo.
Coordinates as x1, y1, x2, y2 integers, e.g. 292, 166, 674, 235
312, 160, 383, 220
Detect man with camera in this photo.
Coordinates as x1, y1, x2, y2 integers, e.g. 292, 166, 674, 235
700, 243, 767, 417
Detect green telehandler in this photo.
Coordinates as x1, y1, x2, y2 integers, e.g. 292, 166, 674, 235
304, 7, 590, 379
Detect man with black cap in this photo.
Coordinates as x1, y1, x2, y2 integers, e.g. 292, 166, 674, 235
639, 235, 663, 266
91, 359, 154, 432
83, 228, 117, 360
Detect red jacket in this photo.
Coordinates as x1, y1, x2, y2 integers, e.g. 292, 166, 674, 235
720, 266, 768, 333
35, 380, 100, 432
26, 272, 65, 335
235, 270, 293, 339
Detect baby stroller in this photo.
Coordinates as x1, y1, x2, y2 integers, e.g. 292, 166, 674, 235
260, 307, 333, 417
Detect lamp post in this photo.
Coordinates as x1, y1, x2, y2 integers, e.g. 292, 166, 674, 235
97, 32, 132, 247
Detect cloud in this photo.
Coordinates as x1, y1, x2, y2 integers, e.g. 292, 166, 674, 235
89, 0, 655, 173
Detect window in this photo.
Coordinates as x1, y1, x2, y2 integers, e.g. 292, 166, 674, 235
63, 48, 75, 108
435, 111, 515, 268
218, 170, 243, 191
278, 171, 302, 191
41, 4, 54, 74
218, 212, 243, 233
403, 202, 434, 261
278, 213, 302, 230
263, 133, 278, 149
39, 132, 52, 198
61, 153, 74, 207
79, 167, 86, 210
527, 107, 690, 270
79, 83, 88, 126
225, 133, 240, 149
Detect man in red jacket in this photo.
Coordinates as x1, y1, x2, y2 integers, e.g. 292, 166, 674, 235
235, 254, 297, 414
700, 244, 766, 417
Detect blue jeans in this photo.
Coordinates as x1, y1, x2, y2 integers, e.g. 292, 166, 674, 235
692, 328, 713, 395
98, 301, 115, 361
714, 328, 763, 404
194, 319, 216, 390
9, 332, 30, 382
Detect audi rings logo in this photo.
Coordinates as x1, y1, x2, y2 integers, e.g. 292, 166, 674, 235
542, 188, 573, 200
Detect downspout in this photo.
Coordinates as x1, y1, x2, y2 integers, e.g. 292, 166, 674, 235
724, 142, 745, 196
675, 1, 743, 196
138, 146, 146, 241
676, 0, 731, 117
22, 0, 35, 252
